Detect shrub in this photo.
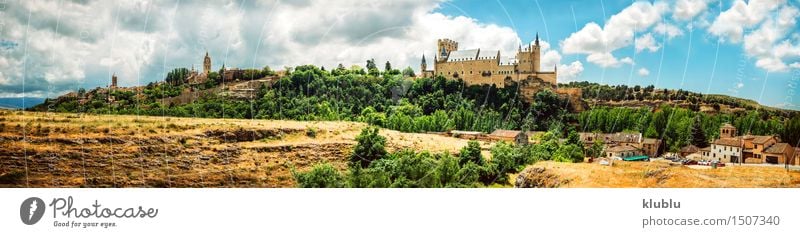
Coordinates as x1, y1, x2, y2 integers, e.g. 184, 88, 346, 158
306, 126, 317, 138
293, 163, 345, 188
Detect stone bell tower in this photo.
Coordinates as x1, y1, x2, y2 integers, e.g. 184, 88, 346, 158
203, 51, 211, 74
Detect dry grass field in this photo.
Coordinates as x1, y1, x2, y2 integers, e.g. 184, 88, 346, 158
516, 160, 800, 188
0, 110, 485, 188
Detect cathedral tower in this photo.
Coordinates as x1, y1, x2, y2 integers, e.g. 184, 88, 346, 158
203, 51, 211, 74
110, 73, 118, 88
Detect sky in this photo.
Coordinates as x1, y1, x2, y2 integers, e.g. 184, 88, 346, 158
0, 0, 799, 110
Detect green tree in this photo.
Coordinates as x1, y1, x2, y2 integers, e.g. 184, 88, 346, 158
588, 139, 604, 158
458, 140, 484, 166
691, 115, 709, 147
402, 66, 415, 77
553, 144, 584, 163
781, 116, 800, 146
350, 126, 387, 168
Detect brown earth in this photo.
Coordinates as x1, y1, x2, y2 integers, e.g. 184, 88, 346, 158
0, 110, 483, 188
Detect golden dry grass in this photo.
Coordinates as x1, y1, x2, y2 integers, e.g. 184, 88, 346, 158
0, 110, 485, 187
523, 160, 800, 188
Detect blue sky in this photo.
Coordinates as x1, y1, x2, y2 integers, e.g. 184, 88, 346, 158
438, 0, 800, 109
1, 0, 798, 110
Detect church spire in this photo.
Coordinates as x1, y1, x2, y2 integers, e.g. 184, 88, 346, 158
535, 32, 540, 46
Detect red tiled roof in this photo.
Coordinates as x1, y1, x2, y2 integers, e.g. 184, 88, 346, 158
721, 123, 736, 129
490, 129, 523, 138
680, 145, 699, 153
764, 143, 791, 154
752, 135, 776, 144
712, 138, 742, 147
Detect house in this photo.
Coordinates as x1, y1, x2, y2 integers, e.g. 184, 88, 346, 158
763, 143, 795, 165
604, 132, 642, 147
641, 138, 661, 157
579, 132, 600, 144
700, 146, 711, 160
710, 137, 743, 163
680, 144, 700, 157
489, 129, 528, 145
605, 145, 641, 159
795, 148, 800, 166
747, 135, 778, 163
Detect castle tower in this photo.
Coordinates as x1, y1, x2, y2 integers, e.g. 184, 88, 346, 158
421, 54, 427, 72
720, 123, 737, 138
203, 51, 211, 74
436, 39, 458, 63
110, 73, 118, 88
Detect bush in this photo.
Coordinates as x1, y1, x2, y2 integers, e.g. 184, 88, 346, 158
293, 163, 345, 188
306, 126, 318, 138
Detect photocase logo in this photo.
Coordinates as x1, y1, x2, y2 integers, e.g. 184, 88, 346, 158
20, 197, 45, 225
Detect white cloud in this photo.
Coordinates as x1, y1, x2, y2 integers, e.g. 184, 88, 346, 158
653, 22, 684, 39
534, 40, 582, 81
742, 5, 800, 72
561, 1, 669, 67
736, 82, 744, 88
558, 61, 584, 82
620, 57, 634, 65
635, 33, 660, 52
587, 53, 621, 67
709, 0, 786, 42
756, 57, 790, 72
638, 67, 650, 77
790, 62, 800, 68
674, 0, 711, 21
2, 0, 547, 97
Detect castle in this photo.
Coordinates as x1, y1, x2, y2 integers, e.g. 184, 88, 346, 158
419, 34, 557, 88
419, 35, 583, 111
